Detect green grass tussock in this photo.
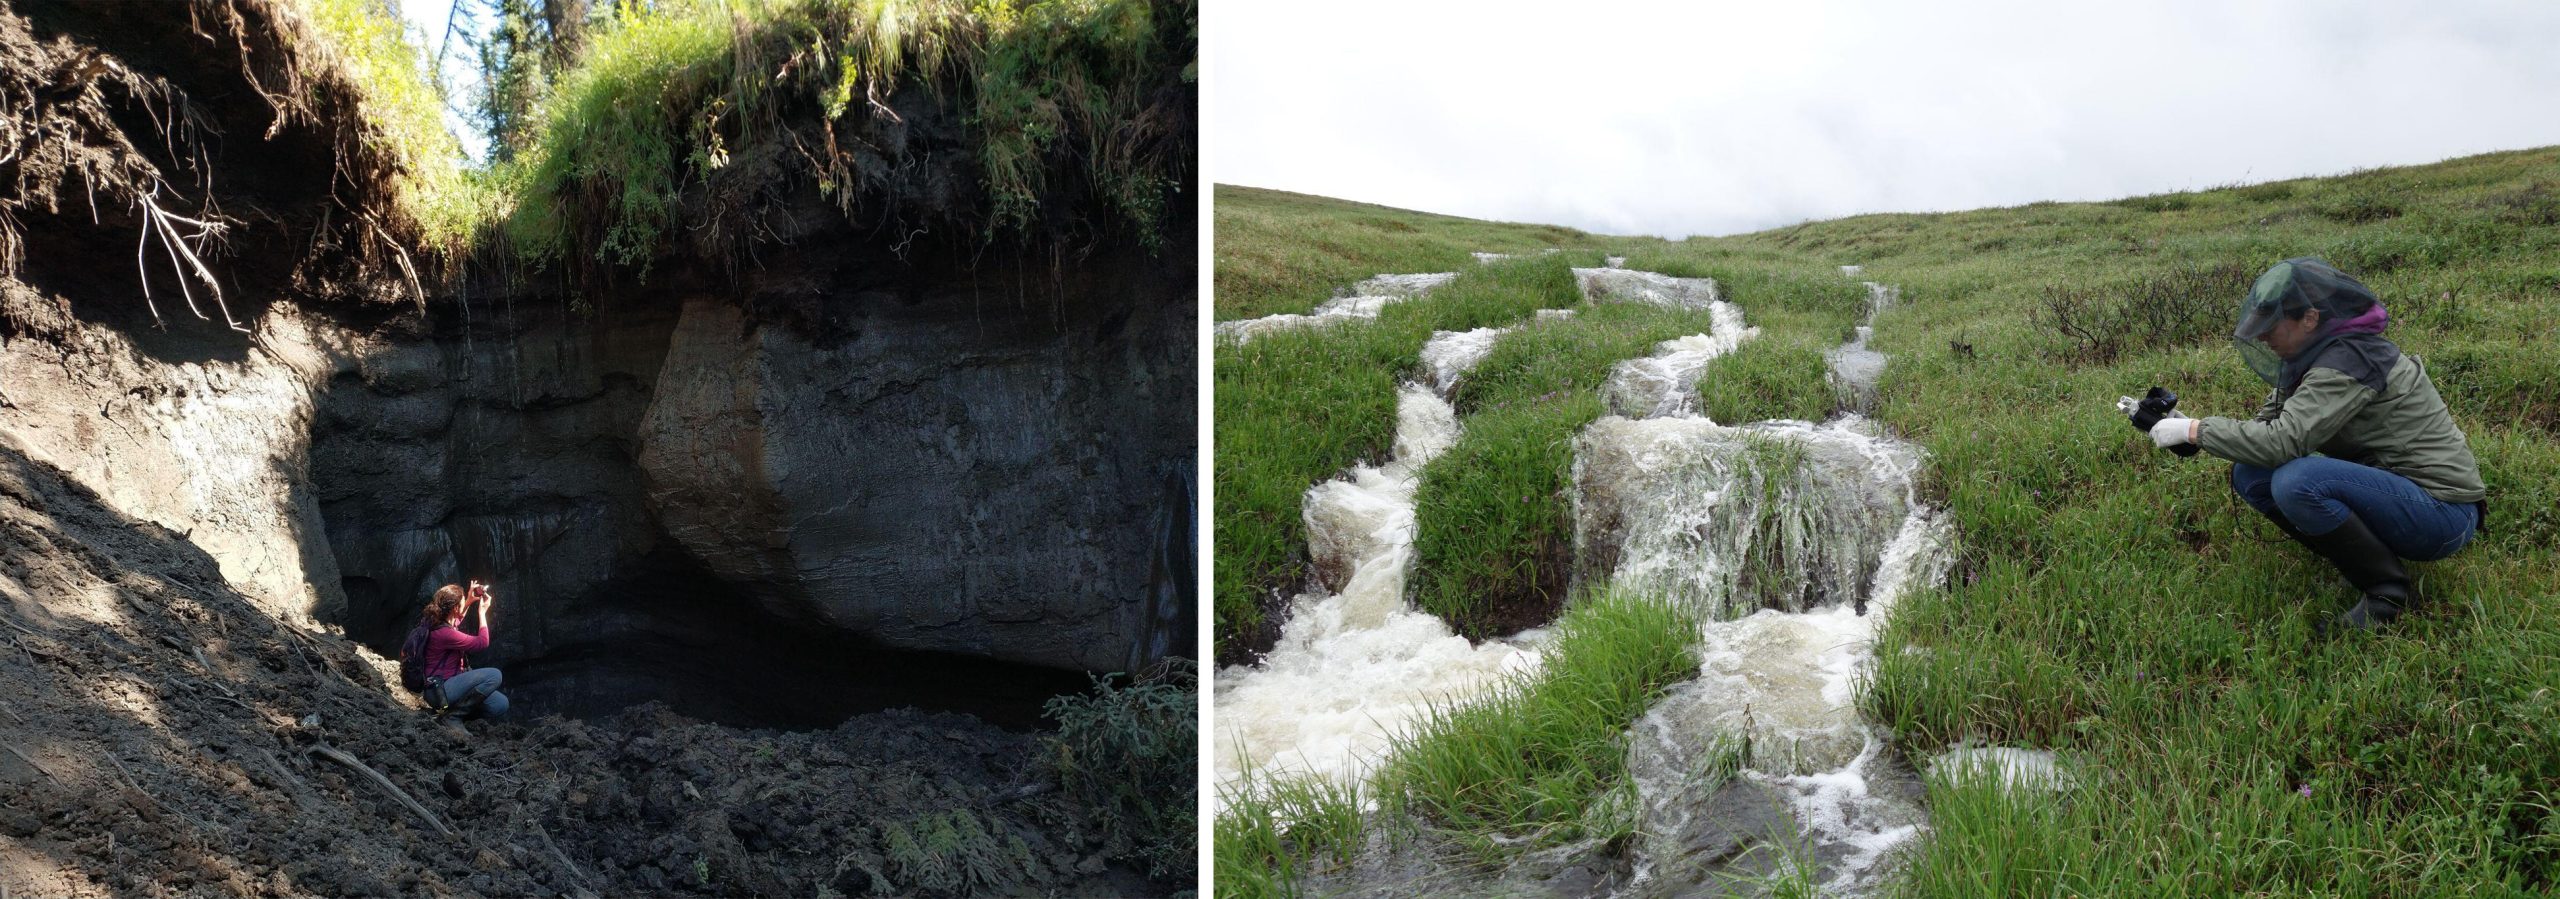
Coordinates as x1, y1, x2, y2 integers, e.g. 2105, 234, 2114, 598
1212, 254, 1592, 663
1696, 337, 1831, 424
1211, 767, 1366, 899
1214, 185, 1604, 320
1408, 302, 1715, 636
1212, 586, 1699, 895
1374, 588, 1697, 855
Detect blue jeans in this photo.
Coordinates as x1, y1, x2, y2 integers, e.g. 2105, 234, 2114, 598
2230, 457, 2479, 561
433, 667, 509, 719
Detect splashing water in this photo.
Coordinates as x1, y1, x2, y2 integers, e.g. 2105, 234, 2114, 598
1216, 324, 1561, 804
1213, 271, 1459, 345
1569, 273, 1960, 895
1602, 303, 1757, 419
1420, 327, 1511, 394
1351, 272, 1460, 296
1573, 417, 1918, 618
1575, 268, 1723, 311
1825, 283, 1897, 417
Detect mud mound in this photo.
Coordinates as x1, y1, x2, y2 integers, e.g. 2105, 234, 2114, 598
0, 436, 1155, 897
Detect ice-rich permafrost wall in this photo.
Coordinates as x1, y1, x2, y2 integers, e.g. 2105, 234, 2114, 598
0, 0, 1193, 711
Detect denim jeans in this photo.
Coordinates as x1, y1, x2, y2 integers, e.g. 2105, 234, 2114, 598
2230, 457, 2480, 561
433, 667, 510, 719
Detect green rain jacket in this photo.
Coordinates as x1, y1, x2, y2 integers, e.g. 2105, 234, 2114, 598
2197, 345, 2487, 504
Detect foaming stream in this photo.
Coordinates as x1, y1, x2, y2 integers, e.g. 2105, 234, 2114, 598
1573, 273, 1954, 896
1216, 323, 1558, 805
1214, 272, 1457, 344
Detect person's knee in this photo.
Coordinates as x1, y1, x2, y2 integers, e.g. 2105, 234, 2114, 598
2268, 459, 2326, 506
2229, 463, 2279, 514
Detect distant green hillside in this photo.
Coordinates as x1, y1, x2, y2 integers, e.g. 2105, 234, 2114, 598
1212, 147, 2560, 895
1213, 185, 1607, 320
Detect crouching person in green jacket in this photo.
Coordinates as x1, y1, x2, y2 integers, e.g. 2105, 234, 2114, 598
2144, 258, 2486, 632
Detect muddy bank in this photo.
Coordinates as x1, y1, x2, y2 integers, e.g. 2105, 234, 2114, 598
0, 434, 1170, 897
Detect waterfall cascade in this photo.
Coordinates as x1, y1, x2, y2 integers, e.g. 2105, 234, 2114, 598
1214, 314, 1558, 801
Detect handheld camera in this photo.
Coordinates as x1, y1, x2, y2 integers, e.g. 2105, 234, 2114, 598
2118, 386, 2199, 457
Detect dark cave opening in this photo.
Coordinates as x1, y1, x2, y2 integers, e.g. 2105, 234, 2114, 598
336, 553, 1096, 731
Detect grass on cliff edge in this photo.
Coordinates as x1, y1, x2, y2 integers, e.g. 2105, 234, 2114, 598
1212, 146, 2560, 894
498, 0, 1187, 275
280, 0, 1189, 273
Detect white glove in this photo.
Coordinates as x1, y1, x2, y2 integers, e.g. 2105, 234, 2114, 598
2149, 417, 2197, 448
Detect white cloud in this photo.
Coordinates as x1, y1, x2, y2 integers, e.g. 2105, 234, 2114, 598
1210, 0, 2560, 238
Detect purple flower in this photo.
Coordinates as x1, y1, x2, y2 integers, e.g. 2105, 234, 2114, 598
2297, 784, 2313, 798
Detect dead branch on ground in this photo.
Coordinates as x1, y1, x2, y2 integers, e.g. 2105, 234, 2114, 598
308, 743, 453, 836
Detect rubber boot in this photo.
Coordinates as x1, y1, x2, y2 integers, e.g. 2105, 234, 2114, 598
2263, 507, 2355, 599
2294, 512, 2412, 634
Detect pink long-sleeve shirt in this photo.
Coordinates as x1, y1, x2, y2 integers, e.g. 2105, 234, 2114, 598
422, 623, 490, 682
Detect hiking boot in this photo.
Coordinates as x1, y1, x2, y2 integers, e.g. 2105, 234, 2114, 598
2293, 512, 2413, 634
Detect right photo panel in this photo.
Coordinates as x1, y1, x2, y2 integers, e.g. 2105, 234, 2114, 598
1209, 1, 2558, 896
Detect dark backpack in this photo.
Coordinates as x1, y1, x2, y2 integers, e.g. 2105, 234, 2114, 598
398, 624, 439, 692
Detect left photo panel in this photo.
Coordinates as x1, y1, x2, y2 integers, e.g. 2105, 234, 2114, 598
0, 0, 1196, 895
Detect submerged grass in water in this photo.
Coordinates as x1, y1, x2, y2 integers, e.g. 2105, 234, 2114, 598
1374, 588, 1698, 856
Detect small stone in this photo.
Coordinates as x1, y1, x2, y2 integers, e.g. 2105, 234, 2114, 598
1075, 853, 1106, 875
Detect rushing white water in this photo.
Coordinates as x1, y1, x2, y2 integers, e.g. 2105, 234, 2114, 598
1825, 284, 1896, 416
1602, 304, 1758, 419
1472, 249, 1562, 264
1575, 267, 1723, 311
1566, 272, 1962, 896
1419, 327, 1511, 394
1216, 325, 1553, 802
1214, 271, 1459, 344
1606, 255, 1629, 269
1352, 272, 1460, 296
1617, 510, 1951, 895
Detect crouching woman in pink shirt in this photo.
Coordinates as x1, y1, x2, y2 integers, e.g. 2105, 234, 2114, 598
405, 582, 509, 719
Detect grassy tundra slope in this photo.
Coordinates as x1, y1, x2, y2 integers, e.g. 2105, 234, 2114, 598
1213, 185, 1607, 320
1211, 147, 2560, 894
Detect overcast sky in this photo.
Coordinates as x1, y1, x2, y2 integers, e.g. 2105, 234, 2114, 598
1212, 0, 2560, 239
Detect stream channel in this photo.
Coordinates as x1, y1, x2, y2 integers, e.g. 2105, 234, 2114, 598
1218, 268, 2048, 896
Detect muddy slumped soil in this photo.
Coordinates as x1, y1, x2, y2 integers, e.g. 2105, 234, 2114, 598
0, 438, 1161, 898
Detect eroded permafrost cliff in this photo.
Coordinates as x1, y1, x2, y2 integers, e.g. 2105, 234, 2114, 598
1, 0, 1195, 684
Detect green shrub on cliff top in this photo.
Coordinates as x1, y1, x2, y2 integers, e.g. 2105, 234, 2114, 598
278, 0, 490, 252
500, 0, 1190, 274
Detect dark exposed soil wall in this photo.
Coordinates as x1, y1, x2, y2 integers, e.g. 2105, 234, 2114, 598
309, 209, 1196, 691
